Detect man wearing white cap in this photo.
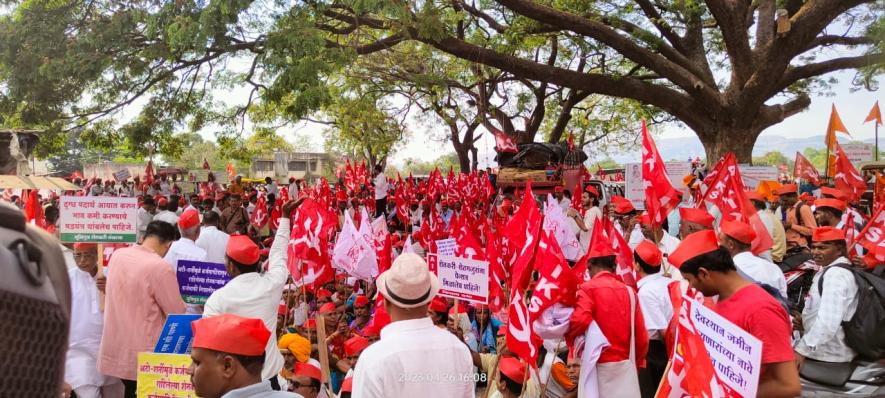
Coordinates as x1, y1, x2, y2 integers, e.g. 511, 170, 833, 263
352, 253, 474, 398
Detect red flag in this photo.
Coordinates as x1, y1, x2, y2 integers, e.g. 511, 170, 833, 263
656, 296, 727, 398
144, 160, 155, 187
202, 158, 210, 170
567, 131, 575, 151
641, 120, 680, 226
287, 199, 337, 289
504, 181, 542, 291
856, 206, 885, 258
528, 231, 579, 318
506, 284, 543, 365
250, 194, 269, 229
485, 222, 507, 313
492, 128, 519, 153
24, 190, 43, 226
793, 152, 821, 186
226, 163, 236, 180
604, 217, 638, 288
832, 142, 867, 203
700, 153, 773, 255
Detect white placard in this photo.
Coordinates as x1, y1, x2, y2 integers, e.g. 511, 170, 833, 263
113, 168, 131, 182
59, 196, 138, 243
436, 238, 457, 256
435, 255, 489, 304
625, 161, 692, 210
690, 298, 762, 398
738, 165, 778, 190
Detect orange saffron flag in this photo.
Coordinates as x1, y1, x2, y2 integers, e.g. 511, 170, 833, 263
865, 101, 883, 126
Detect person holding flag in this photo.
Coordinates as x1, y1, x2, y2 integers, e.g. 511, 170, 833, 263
204, 199, 305, 390
668, 231, 800, 398
565, 227, 648, 397
567, 185, 603, 253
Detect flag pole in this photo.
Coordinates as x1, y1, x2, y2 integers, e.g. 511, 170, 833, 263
876, 122, 880, 161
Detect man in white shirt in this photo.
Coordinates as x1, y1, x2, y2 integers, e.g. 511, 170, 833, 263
136, 197, 157, 243
163, 209, 208, 272
373, 165, 389, 218
633, 240, 675, 398
353, 253, 474, 398
636, 213, 682, 279
719, 219, 788, 298
567, 185, 603, 254
152, 197, 179, 226
265, 177, 279, 198
813, 198, 862, 257
65, 243, 123, 398
795, 227, 859, 365
196, 210, 231, 264
203, 199, 304, 390
553, 186, 571, 212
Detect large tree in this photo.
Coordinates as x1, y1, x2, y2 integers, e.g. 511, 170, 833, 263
313, 0, 884, 162
2, 1, 882, 164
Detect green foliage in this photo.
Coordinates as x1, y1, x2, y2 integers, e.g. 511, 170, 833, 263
752, 151, 792, 169
396, 153, 460, 175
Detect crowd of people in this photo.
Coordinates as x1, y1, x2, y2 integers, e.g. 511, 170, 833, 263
3, 157, 882, 398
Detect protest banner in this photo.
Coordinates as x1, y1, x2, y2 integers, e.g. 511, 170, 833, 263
738, 165, 778, 190
436, 238, 457, 256
154, 314, 201, 354
842, 143, 874, 164
59, 196, 138, 243
690, 298, 762, 397
113, 168, 131, 182
435, 255, 489, 304
626, 161, 692, 210
136, 352, 195, 398
214, 171, 230, 184
177, 260, 231, 305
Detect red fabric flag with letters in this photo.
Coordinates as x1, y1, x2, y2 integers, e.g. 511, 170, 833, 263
492, 128, 519, 153
793, 152, 821, 186
832, 142, 867, 203
642, 120, 680, 226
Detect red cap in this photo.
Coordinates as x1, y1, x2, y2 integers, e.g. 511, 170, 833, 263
679, 207, 714, 228
73, 242, 97, 250
303, 319, 317, 330
344, 335, 370, 356
637, 213, 652, 226
353, 295, 370, 307
340, 378, 353, 393
448, 304, 467, 315
777, 184, 798, 195
720, 219, 756, 245
429, 296, 449, 313
814, 198, 847, 212
745, 191, 765, 202
335, 273, 347, 281
669, 230, 720, 269
812, 227, 845, 243
554, 186, 563, 193
634, 240, 662, 267
294, 362, 322, 381
191, 314, 270, 356
316, 289, 332, 299
226, 235, 260, 265
820, 186, 847, 201
584, 185, 599, 197
157, 197, 168, 207
319, 303, 337, 315
499, 357, 527, 384
613, 200, 636, 214
177, 209, 200, 229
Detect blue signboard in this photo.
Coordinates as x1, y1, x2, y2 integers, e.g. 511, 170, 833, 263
154, 314, 201, 354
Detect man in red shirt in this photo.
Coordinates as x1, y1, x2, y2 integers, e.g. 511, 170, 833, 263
669, 230, 801, 398
566, 233, 648, 397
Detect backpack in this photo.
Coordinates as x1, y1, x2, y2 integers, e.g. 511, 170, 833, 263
0, 201, 70, 396
818, 264, 885, 360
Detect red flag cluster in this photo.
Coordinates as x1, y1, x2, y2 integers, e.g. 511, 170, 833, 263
641, 120, 680, 226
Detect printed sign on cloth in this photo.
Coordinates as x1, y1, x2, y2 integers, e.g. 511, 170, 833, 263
59, 196, 138, 243
435, 255, 489, 304
153, 314, 201, 354
176, 260, 231, 305
691, 299, 762, 397
137, 352, 195, 398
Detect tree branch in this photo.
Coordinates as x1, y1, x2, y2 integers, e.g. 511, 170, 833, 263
774, 52, 885, 95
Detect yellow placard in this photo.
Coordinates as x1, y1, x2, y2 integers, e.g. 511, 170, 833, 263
136, 352, 196, 398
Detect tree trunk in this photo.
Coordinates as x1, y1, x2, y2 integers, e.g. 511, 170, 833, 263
698, 126, 762, 165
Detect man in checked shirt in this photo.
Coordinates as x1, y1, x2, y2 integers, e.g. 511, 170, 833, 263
794, 227, 859, 366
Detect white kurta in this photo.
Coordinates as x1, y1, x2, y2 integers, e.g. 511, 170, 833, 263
636, 273, 675, 339
163, 237, 208, 272
196, 226, 231, 264
578, 206, 603, 252
153, 210, 179, 226
732, 252, 787, 298
66, 267, 113, 389
203, 219, 291, 380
